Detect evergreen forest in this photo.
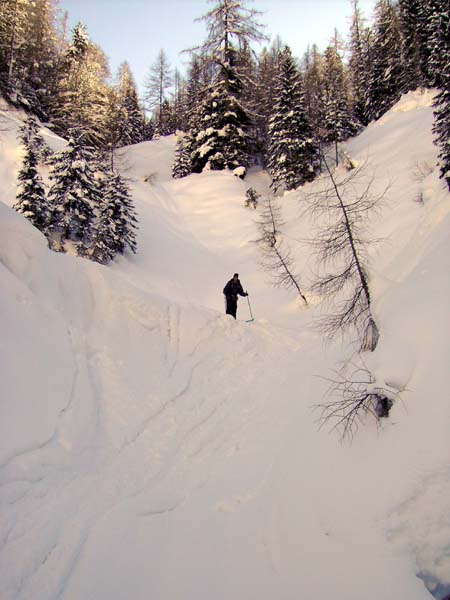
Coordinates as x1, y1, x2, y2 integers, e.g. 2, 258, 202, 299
1, 0, 449, 262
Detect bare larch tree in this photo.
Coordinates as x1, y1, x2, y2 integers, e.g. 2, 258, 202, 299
256, 195, 308, 306
304, 154, 386, 351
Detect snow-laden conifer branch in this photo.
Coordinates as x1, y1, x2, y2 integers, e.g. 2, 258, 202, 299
13, 117, 50, 231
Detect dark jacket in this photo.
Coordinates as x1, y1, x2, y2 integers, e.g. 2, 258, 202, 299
223, 278, 246, 299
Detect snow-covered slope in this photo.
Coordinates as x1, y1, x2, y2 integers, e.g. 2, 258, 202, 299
1, 90, 449, 600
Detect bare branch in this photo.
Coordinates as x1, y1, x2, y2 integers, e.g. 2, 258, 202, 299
315, 357, 399, 442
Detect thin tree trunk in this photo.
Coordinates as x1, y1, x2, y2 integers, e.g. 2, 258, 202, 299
267, 197, 308, 306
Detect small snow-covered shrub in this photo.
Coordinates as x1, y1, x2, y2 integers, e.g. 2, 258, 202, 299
317, 358, 399, 441
245, 187, 260, 209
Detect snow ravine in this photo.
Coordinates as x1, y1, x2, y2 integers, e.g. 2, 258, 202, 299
1, 91, 449, 600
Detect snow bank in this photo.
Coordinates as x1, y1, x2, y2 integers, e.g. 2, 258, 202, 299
0, 205, 73, 465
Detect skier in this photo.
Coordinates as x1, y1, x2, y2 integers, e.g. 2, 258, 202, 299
223, 273, 248, 319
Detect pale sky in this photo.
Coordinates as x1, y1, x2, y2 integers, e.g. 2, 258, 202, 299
58, 0, 377, 93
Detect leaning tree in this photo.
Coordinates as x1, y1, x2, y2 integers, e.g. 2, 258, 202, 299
304, 155, 387, 352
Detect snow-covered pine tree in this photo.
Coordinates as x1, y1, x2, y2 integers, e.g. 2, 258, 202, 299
433, 84, 450, 190
46, 131, 100, 255
267, 45, 319, 192
398, 0, 426, 91
18, 115, 53, 163
191, 81, 251, 172
0, 0, 59, 117
365, 0, 405, 122
106, 172, 138, 255
88, 214, 114, 265
348, 0, 372, 125
117, 62, 145, 145
253, 42, 282, 163
322, 37, 359, 165
234, 40, 260, 157
172, 58, 204, 177
66, 20, 89, 60
90, 171, 138, 263
142, 117, 155, 141
51, 21, 89, 131
20, 0, 60, 118
0, 0, 26, 95
158, 99, 176, 136
425, 0, 450, 88
303, 44, 325, 136
13, 127, 49, 231
172, 133, 192, 178
103, 86, 124, 170
186, 0, 267, 174
432, 1, 450, 190
51, 23, 109, 147
103, 62, 145, 165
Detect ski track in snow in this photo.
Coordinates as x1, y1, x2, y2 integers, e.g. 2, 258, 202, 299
1, 258, 299, 599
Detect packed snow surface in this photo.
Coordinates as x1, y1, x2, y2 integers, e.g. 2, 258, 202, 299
1, 90, 449, 600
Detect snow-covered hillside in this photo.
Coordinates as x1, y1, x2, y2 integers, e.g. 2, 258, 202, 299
1, 91, 450, 600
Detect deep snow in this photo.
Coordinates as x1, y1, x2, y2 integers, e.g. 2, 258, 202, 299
1, 90, 449, 600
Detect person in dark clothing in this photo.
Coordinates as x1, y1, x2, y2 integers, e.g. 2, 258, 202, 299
223, 273, 248, 319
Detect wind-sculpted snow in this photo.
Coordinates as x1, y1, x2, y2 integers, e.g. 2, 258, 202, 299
1, 91, 450, 599
0, 204, 307, 599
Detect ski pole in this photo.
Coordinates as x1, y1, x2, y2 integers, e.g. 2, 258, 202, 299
246, 294, 254, 322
